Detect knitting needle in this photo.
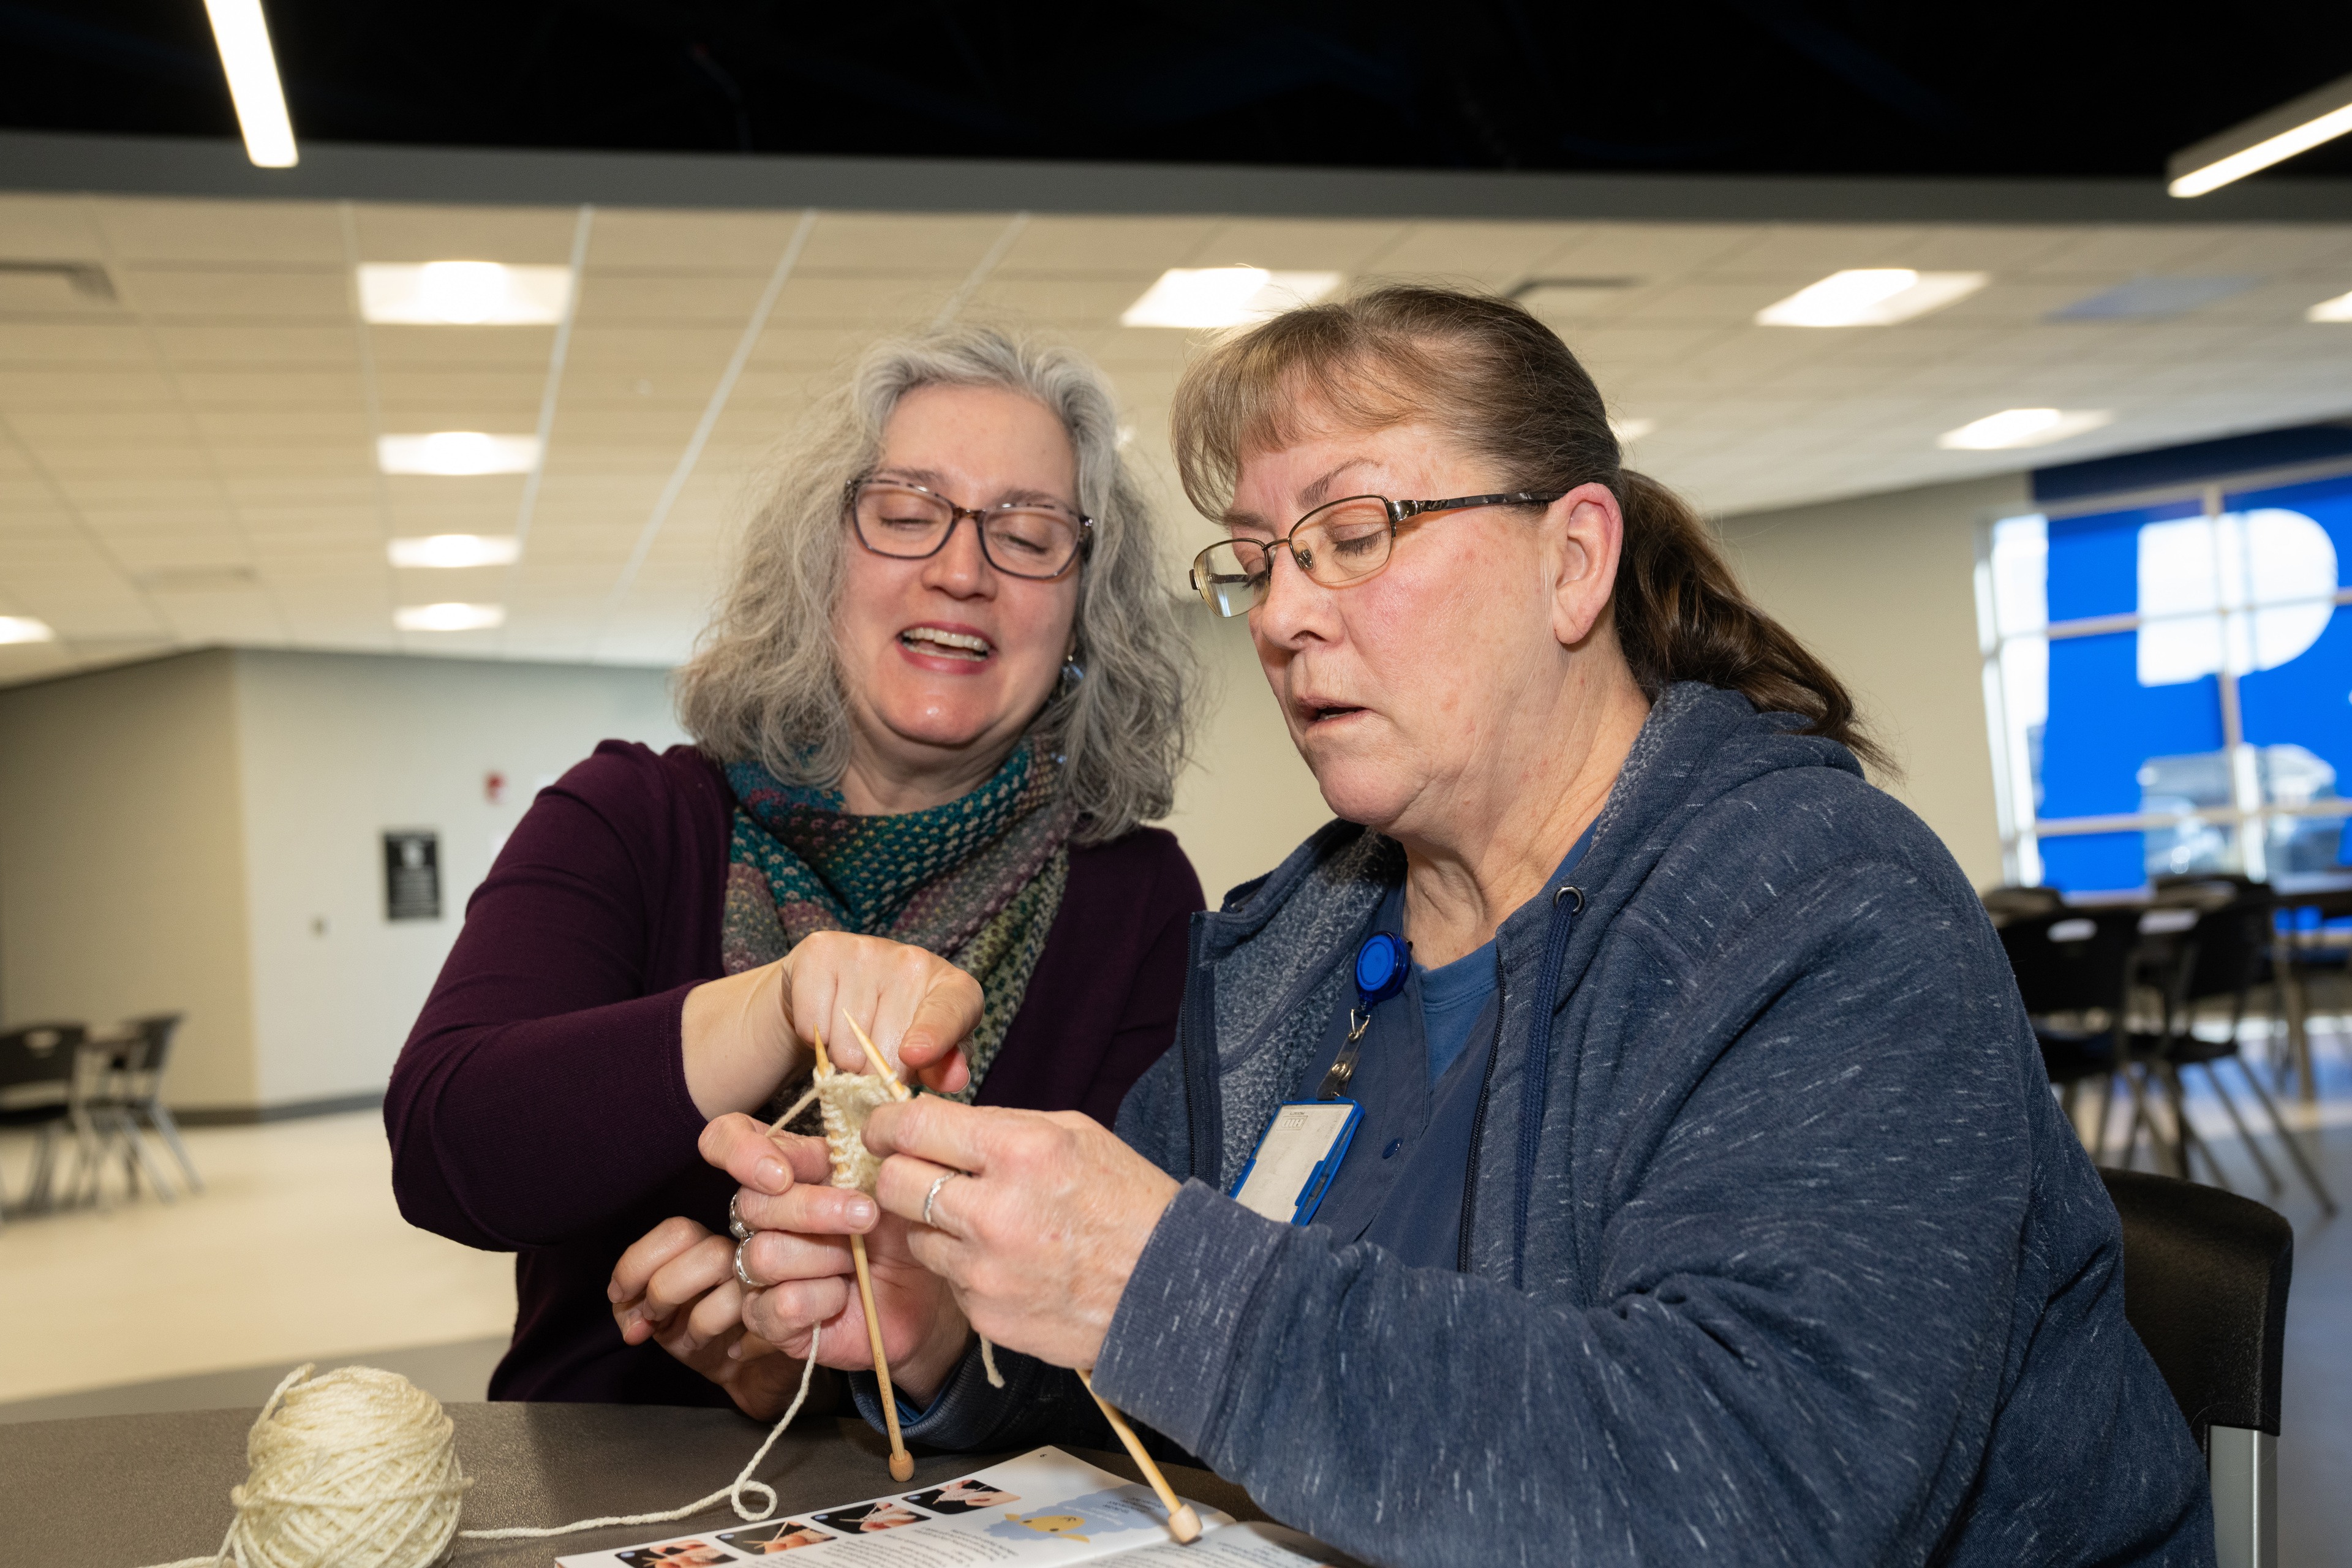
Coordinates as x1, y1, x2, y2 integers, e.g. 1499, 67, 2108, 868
1078, 1368, 1201, 1544
837, 1011, 914, 1102
815, 1023, 916, 1483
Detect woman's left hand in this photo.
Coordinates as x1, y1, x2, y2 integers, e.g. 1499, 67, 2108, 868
861, 1099, 1180, 1370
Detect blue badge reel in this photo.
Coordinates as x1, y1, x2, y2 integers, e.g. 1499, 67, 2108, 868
1227, 929, 1409, 1226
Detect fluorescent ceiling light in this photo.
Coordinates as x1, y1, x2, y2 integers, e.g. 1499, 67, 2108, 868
358, 262, 575, 325
200, 0, 297, 168
2308, 289, 2352, 323
394, 602, 507, 633
1121, 268, 1344, 329
1756, 269, 1988, 327
1937, 409, 2114, 451
2168, 70, 2352, 197
388, 534, 524, 569
377, 432, 541, 476
1610, 417, 1657, 443
0, 616, 56, 644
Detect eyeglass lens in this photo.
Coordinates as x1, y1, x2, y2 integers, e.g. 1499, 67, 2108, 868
853, 483, 1082, 578
1195, 497, 1393, 616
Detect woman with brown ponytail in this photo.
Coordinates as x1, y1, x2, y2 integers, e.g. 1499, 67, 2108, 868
710, 287, 2211, 1566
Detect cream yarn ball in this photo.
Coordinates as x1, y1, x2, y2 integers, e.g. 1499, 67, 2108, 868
153, 1363, 471, 1568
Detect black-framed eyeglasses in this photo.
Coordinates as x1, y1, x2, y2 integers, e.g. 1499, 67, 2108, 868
1188, 491, 1564, 617
846, 478, 1093, 581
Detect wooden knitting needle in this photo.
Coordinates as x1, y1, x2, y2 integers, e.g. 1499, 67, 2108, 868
812, 1026, 916, 1483
837, 1011, 913, 1101
1079, 1368, 1201, 1544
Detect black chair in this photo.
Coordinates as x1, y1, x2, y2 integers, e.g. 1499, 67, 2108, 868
1981, 884, 2067, 927
1999, 908, 2152, 1166
2136, 898, 2335, 1215
2102, 1167, 2291, 1568
0, 1022, 89, 1218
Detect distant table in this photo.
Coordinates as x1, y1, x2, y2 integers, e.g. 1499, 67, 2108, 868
0, 1404, 1272, 1567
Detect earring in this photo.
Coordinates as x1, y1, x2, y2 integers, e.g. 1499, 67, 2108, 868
1059, 653, 1086, 694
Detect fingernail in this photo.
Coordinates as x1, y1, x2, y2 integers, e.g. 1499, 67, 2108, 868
846, 1196, 876, 1227
728, 1341, 743, 1361
606, 1281, 624, 1302
754, 1157, 789, 1192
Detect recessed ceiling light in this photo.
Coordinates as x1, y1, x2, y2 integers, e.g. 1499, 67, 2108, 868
2169, 70, 2352, 197
1936, 409, 2114, 451
377, 433, 541, 477
388, 534, 524, 568
200, 0, 296, 168
1121, 268, 1343, 329
358, 262, 574, 325
1610, 417, 1657, 443
2307, 290, 2352, 323
1756, 269, 1988, 328
394, 602, 507, 632
0, 616, 56, 644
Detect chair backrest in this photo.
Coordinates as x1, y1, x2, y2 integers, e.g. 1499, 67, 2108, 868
2100, 1167, 2290, 1443
1998, 908, 2142, 1018
2175, 899, 2278, 1008
0, 1022, 88, 1095
1980, 885, 2067, 926
127, 1012, 185, 1077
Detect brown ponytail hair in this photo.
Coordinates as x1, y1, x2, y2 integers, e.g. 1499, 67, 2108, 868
1170, 284, 1890, 775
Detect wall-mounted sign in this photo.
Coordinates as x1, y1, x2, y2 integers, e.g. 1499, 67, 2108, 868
383, 830, 441, 921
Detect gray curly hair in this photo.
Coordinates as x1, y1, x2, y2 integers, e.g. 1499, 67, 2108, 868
675, 323, 1194, 842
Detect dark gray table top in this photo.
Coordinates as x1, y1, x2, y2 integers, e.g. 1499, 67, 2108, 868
0, 1404, 1271, 1567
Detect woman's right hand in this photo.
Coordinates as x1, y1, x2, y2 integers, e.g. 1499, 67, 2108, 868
680, 932, 982, 1118
703, 1110, 976, 1406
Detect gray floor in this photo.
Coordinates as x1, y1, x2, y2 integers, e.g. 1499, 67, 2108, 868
0, 1333, 508, 1425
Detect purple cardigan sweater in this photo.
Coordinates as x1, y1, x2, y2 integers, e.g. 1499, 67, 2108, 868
386, 741, 1204, 1407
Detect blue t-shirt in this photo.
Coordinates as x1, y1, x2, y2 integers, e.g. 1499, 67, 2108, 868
1285, 825, 1594, 1270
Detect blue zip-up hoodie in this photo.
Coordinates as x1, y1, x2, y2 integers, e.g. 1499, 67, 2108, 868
877, 683, 2211, 1566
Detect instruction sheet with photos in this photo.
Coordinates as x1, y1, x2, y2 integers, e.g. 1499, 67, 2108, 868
554, 1447, 1341, 1567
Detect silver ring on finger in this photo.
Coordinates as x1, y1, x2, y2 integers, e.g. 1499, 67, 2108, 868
734, 1235, 761, 1291
922, 1170, 962, 1229
728, 1193, 752, 1242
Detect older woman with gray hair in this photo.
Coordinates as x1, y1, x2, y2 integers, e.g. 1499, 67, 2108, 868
387, 324, 1201, 1414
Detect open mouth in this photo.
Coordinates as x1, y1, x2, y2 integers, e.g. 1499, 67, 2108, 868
899, 625, 993, 662
1305, 704, 1363, 724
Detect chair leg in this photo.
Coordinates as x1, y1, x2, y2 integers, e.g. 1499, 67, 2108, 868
142, 1101, 205, 1193
66, 1106, 108, 1208
2198, 1061, 2283, 1196
25, 1121, 59, 1212
2233, 1056, 2339, 1216
120, 1111, 178, 1202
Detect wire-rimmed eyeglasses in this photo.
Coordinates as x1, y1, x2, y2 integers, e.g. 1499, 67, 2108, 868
1189, 491, 1564, 617
846, 478, 1093, 581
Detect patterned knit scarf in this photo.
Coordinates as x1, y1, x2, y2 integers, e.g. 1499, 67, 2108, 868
721, 745, 1079, 1098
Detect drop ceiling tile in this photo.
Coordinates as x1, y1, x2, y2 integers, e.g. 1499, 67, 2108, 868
0, 322, 156, 364
209, 443, 374, 477
367, 325, 555, 368
177, 369, 366, 405
1366, 222, 1592, 281
588, 208, 812, 270
565, 325, 745, 372
1538, 224, 1765, 280
1057, 327, 1195, 370
191, 405, 373, 441
40, 446, 214, 479
797, 214, 1013, 273
963, 276, 1157, 326
352, 203, 583, 264
372, 367, 548, 407
748, 323, 892, 369
0, 368, 177, 404
2016, 228, 2248, 278
97, 198, 346, 265
1189, 219, 1409, 271
375, 398, 543, 431
9, 405, 195, 445
1716, 225, 1939, 274
121, 266, 352, 320
0, 195, 108, 259
768, 274, 963, 325
577, 271, 779, 323
153, 324, 358, 366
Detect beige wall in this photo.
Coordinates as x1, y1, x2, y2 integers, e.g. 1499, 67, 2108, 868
0, 648, 684, 1114
0, 650, 260, 1106
230, 650, 684, 1107
1718, 472, 2030, 891
1157, 606, 1334, 905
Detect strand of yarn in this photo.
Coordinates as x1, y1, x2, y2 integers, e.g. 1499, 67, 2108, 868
460, 1319, 825, 1541
139, 1334, 826, 1568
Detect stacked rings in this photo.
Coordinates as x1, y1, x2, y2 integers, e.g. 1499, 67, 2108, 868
727, 1193, 753, 1242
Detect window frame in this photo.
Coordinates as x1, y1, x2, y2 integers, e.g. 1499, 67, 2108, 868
1975, 454, 2352, 892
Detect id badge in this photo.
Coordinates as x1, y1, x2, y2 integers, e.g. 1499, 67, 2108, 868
1228, 1100, 1362, 1226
